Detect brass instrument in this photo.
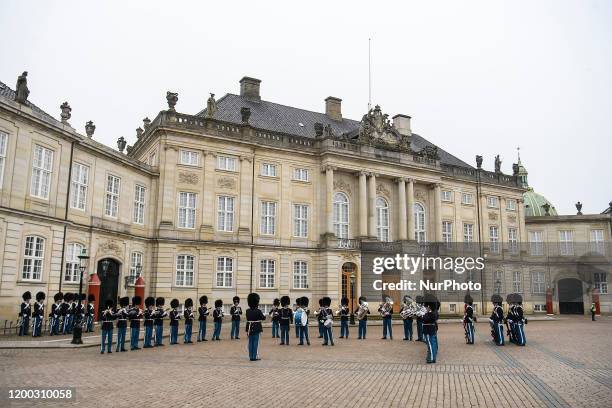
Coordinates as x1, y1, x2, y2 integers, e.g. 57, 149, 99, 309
356, 302, 369, 320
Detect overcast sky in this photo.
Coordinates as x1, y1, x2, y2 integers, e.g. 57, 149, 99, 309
1, 1, 610, 214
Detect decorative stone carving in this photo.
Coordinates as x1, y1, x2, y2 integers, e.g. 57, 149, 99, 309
358, 105, 409, 151
60, 102, 72, 123
206, 93, 217, 118
117, 137, 126, 153
415, 190, 427, 201
143, 117, 151, 130
324, 124, 334, 137
15, 71, 29, 104
136, 127, 144, 139
376, 183, 391, 197
217, 177, 236, 189
575, 201, 583, 215
240, 107, 251, 124
98, 240, 123, 258
166, 91, 178, 111
507, 214, 517, 223
333, 179, 351, 195
126, 145, 133, 155
314, 122, 324, 137
85, 121, 96, 138
494, 155, 502, 173
488, 212, 499, 221
178, 171, 199, 185
476, 155, 483, 169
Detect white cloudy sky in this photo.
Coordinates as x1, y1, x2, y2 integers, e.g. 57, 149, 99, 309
1, 0, 610, 214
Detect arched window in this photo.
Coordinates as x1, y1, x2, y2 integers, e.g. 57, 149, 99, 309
333, 192, 349, 239
414, 203, 426, 243
376, 197, 390, 241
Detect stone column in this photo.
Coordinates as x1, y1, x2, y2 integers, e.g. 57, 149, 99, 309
358, 171, 368, 237
325, 165, 335, 235
434, 183, 442, 242
368, 173, 377, 237
160, 145, 177, 228
200, 150, 216, 239
407, 179, 415, 241
397, 178, 407, 240
238, 155, 253, 240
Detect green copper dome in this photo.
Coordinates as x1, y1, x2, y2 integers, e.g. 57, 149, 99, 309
524, 189, 558, 217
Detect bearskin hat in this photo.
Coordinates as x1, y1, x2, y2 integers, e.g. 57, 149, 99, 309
423, 293, 439, 310
155, 297, 165, 307
273, 298, 280, 306
22, 291, 32, 301
514, 293, 523, 304
247, 292, 260, 308
322, 296, 332, 307
87, 294, 95, 302
199, 295, 208, 305
80, 293, 86, 301
415, 295, 424, 304
119, 296, 129, 307
185, 298, 193, 308
464, 294, 473, 305
145, 296, 155, 308
318, 298, 323, 306
232, 296, 240, 304
105, 298, 114, 308
358, 296, 367, 304
36, 291, 45, 301
341, 296, 349, 306
295, 297, 302, 307
280, 295, 291, 307
491, 294, 503, 304
302, 297, 309, 307
54, 292, 64, 302
506, 293, 515, 304
64, 293, 73, 302
214, 299, 223, 308
170, 298, 179, 309
132, 296, 142, 306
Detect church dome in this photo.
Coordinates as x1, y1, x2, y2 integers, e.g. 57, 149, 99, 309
523, 189, 558, 217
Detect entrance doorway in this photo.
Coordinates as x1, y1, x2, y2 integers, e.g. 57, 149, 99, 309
341, 263, 357, 311
558, 278, 584, 314
97, 258, 121, 317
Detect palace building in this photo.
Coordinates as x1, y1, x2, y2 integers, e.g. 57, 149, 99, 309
0, 73, 609, 320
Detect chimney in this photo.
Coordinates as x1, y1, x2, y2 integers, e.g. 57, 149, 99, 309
325, 96, 342, 121
392, 114, 412, 136
239, 76, 261, 101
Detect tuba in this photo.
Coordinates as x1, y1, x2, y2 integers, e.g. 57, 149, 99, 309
356, 302, 369, 320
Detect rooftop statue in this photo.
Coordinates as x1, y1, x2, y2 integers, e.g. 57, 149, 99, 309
206, 93, 217, 118
15, 71, 29, 104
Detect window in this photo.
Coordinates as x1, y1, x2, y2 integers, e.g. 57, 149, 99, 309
506, 199, 517, 211
217, 155, 237, 171
559, 230, 574, 255
487, 196, 499, 208
333, 192, 349, 239
449, 304, 456, 313
104, 175, 120, 217
376, 197, 390, 242
133, 184, 145, 224
463, 223, 474, 248
293, 168, 309, 182
529, 231, 544, 256
178, 192, 196, 228
590, 230, 605, 254
217, 196, 235, 232
64, 243, 83, 283
216, 257, 233, 287
533, 304, 547, 312
30, 145, 53, 199
532, 271, 545, 294
594, 272, 608, 294
0, 131, 6, 187
512, 270, 522, 293
508, 228, 518, 254
180, 150, 199, 166
494, 270, 504, 294
176, 254, 195, 287
259, 259, 275, 288
260, 201, 277, 235
69, 163, 89, 210
261, 163, 277, 177
293, 204, 308, 238
442, 221, 453, 247
414, 203, 426, 243
489, 226, 499, 253
129, 251, 143, 284
441, 190, 452, 202
293, 261, 308, 289
461, 193, 474, 205
22, 236, 44, 281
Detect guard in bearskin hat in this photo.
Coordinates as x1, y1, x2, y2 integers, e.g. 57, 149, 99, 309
316, 298, 325, 339
339, 296, 350, 339
85, 294, 96, 333
197, 295, 210, 342
279, 296, 293, 345
297, 297, 311, 346
61, 293, 72, 334
246, 292, 265, 361
154, 297, 168, 346
489, 294, 505, 346
230, 296, 242, 340
269, 298, 280, 339
129, 296, 143, 350
505, 293, 517, 344
463, 294, 476, 344
169, 298, 181, 345
49, 292, 63, 336
18, 291, 32, 336
32, 291, 45, 337
378, 294, 393, 340
212, 299, 224, 341
143, 296, 156, 348
320, 296, 334, 346
100, 298, 116, 354
415, 295, 425, 342
183, 298, 194, 344
115, 296, 129, 352
423, 293, 439, 363
508, 293, 527, 346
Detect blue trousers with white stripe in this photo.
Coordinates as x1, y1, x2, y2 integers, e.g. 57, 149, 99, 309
491, 322, 504, 346
425, 333, 438, 363
465, 322, 475, 344
514, 322, 526, 346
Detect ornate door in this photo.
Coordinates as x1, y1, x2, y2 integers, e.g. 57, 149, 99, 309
97, 259, 120, 317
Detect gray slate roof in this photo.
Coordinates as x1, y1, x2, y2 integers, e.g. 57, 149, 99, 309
197, 93, 472, 168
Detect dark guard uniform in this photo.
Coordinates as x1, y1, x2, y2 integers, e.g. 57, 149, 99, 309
401, 295, 414, 341
197, 295, 209, 342
19, 291, 31, 336
100, 299, 116, 354
85, 294, 95, 333
32, 291, 45, 337
463, 294, 476, 344
61, 293, 71, 334
422, 294, 440, 364
154, 297, 168, 346
297, 297, 311, 346
355, 296, 370, 340
489, 294, 505, 346
269, 298, 280, 338
379, 295, 393, 340
169, 299, 180, 345
339, 296, 350, 338
320, 296, 334, 346
49, 293, 63, 336
184, 298, 194, 344
316, 299, 324, 338
129, 296, 143, 350
279, 296, 293, 345
512, 293, 526, 346
246, 292, 265, 361
116, 296, 129, 352
212, 299, 224, 341
143, 297, 155, 348
415, 295, 425, 342
230, 296, 242, 340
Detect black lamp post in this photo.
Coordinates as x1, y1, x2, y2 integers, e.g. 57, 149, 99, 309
71, 248, 89, 344
349, 272, 356, 325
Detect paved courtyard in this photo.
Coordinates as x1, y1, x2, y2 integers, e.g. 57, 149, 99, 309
0, 316, 611, 408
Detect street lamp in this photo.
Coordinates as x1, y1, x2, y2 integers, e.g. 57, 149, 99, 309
71, 248, 90, 344
349, 272, 356, 325
100, 259, 110, 279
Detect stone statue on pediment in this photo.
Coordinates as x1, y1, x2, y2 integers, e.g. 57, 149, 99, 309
206, 93, 217, 118
15, 71, 29, 104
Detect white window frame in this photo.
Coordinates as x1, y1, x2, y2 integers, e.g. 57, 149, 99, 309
512, 270, 522, 293
441, 190, 452, 202
508, 228, 518, 254
532, 270, 545, 294
506, 199, 517, 211
0, 131, 7, 187
594, 272, 608, 294
133, 184, 145, 225
104, 174, 121, 218
129, 251, 143, 284
178, 192, 196, 229
489, 226, 499, 253
179, 150, 199, 166
461, 193, 474, 205
217, 155, 237, 171
559, 230, 574, 256
376, 197, 390, 242
487, 196, 499, 208
70, 163, 89, 210
590, 229, 605, 255
414, 202, 426, 243
176, 254, 195, 287
259, 259, 276, 288
529, 231, 544, 256
493, 270, 504, 294
463, 223, 474, 248
293, 168, 309, 182
30, 145, 53, 199
64, 243, 83, 283
533, 304, 547, 312
293, 204, 309, 238
333, 192, 349, 239
261, 163, 277, 177
217, 196, 235, 232
293, 260, 309, 289
22, 235, 45, 281
216, 257, 233, 288
442, 221, 453, 247
260, 201, 277, 235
